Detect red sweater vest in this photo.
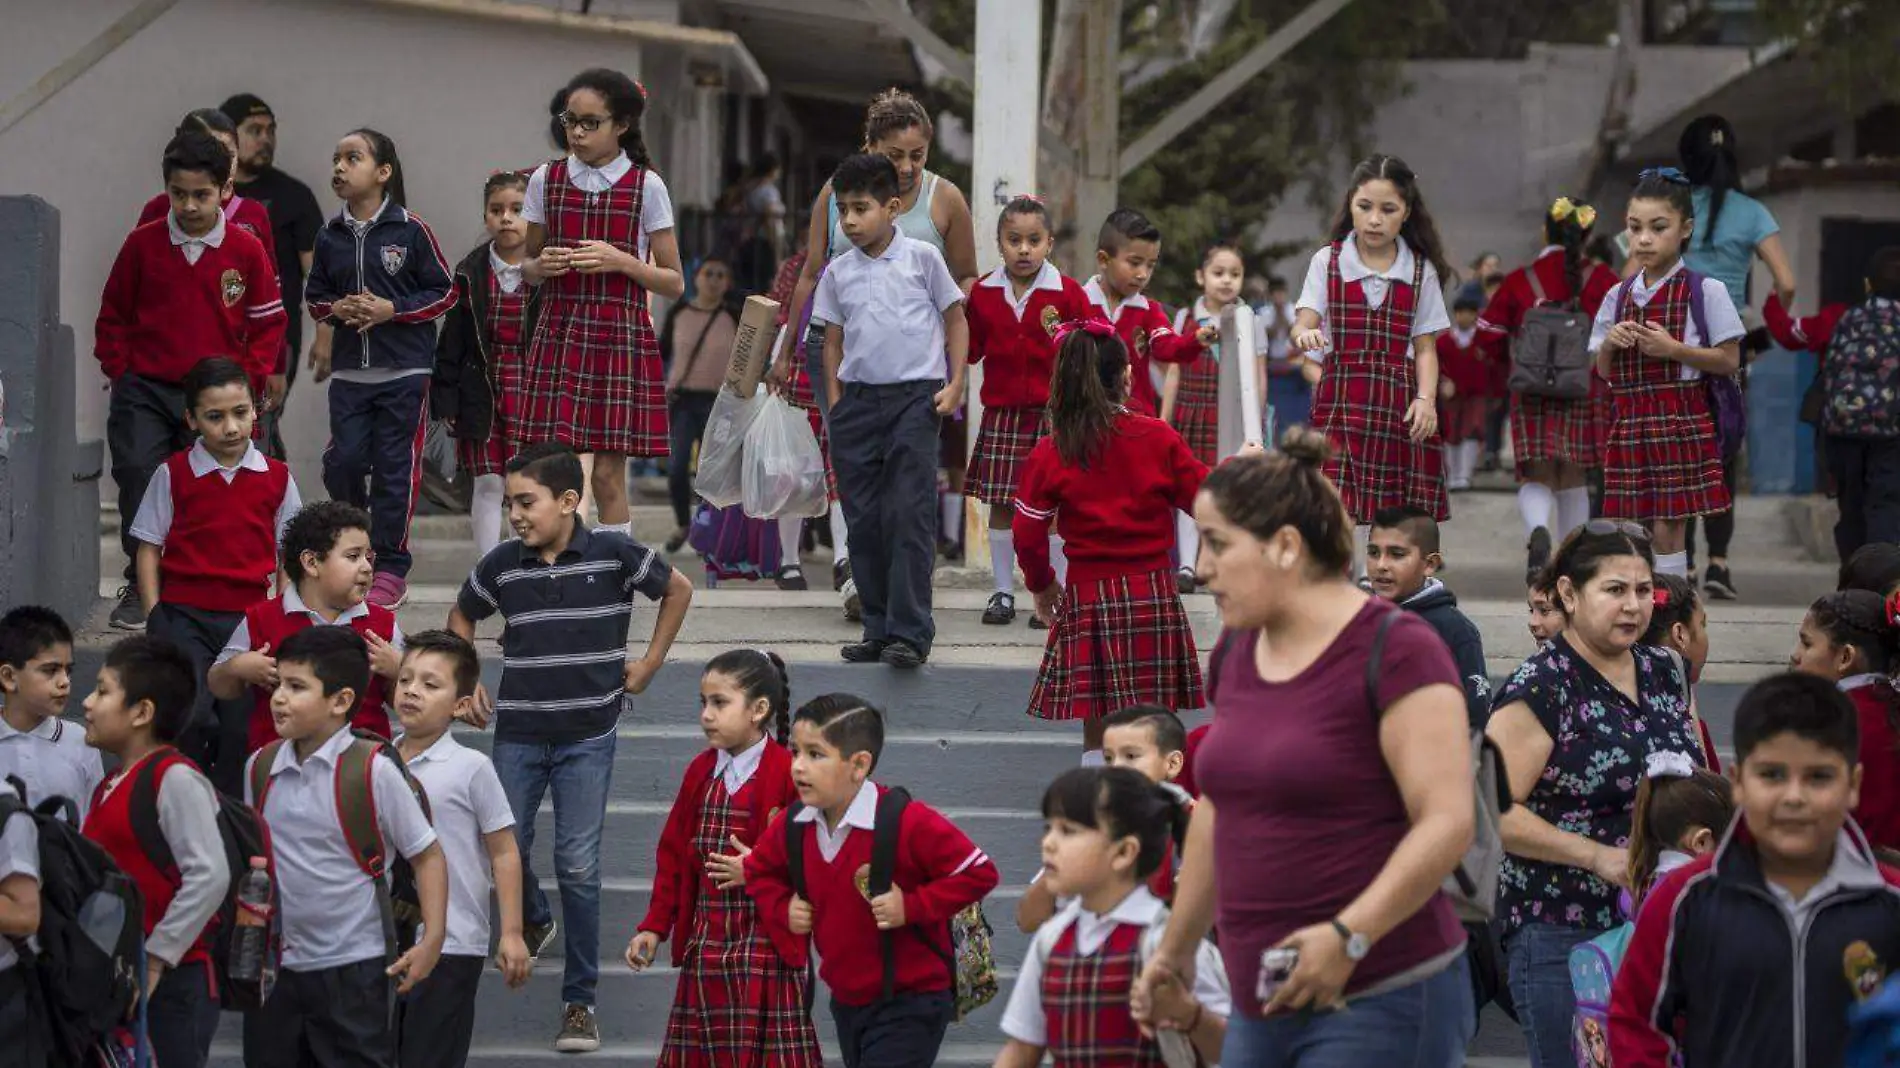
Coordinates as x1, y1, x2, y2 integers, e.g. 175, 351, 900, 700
967, 273, 1093, 409
240, 593, 397, 752
83, 750, 212, 968
158, 450, 291, 613
95, 219, 286, 385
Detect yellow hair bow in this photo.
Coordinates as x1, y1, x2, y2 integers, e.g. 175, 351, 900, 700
1548, 197, 1596, 231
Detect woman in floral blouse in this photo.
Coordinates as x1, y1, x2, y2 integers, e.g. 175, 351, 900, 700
1486, 521, 1703, 1068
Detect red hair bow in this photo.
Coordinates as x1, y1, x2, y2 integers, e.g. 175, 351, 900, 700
1055, 317, 1115, 345
1887, 589, 1900, 628
1653, 587, 1671, 609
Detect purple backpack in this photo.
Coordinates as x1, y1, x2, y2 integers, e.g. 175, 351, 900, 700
1614, 269, 1746, 457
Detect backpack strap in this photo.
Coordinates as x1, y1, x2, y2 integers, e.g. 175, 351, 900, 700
784, 800, 808, 900
250, 740, 283, 814
1364, 607, 1403, 719
334, 737, 388, 883
1525, 264, 1548, 307
128, 748, 188, 877
1681, 269, 1712, 351
869, 787, 912, 1001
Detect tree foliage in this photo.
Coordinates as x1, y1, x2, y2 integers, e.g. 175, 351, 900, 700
1759, 0, 1900, 113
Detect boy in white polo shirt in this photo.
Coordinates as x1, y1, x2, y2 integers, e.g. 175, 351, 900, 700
0, 606, 103, 819
393, 630, 530, 1068
813, 152, 969, 670
243, 626, 447, 1068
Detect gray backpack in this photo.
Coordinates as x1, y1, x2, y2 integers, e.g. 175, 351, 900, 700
1507, 269, 1594, 400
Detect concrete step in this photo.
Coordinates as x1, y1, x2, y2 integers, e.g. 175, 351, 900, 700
211, 1041, 1003, 1066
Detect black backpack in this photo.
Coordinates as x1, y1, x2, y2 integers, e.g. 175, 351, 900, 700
1507, 269, 1595, 399
1, 776, 145, 1068
128, 748, 277, 1010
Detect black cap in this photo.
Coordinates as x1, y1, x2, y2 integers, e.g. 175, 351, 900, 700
219, 93, 273, 124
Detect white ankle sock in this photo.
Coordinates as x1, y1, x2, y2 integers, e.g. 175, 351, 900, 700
1443, 443, 1459, 482
1460, 441, 1482, 483
1050, 534, 1069, 585
1175, 512, 1200, 574
1080, 749, 1104, 768
1556, 487, 1592, 540
989, 529, 1016, 595
1518, 483, 1556, 537
829, 508, 850, 565
1656, 550, 1690, 577
941, 493, 963, 542
471, 474, 505, 557
776, 516, 803, 567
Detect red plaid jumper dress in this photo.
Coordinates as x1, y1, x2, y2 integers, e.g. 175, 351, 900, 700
1027, 568, 1203, 722
1168, 305, 1222, 466
1042, 921, 1168, 1067
1310, 243, 1448, 522
658, 774, 820, 1068
1602, 274, 1730, 521
519, 160, 668, 456
966, 406, 1047, 506
457, 276, 529, 477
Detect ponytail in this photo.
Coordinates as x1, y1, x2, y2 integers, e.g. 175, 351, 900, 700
1627, 757, 1732, 904
1678, 115, 1739, 250
344, 127, 406, 208
1047, 324, 1127, 467
1544, 195, 1598, 305
703, 648, 791, 746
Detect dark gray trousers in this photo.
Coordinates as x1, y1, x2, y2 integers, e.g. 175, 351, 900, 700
829, 378, 943, 653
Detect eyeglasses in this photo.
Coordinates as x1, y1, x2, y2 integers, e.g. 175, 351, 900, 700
1637, 166, 1690, 186
1583, 518, 1651, 540
559, 112, 611, 134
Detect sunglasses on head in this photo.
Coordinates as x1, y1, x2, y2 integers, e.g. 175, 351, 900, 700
1583, 518, 1651, 540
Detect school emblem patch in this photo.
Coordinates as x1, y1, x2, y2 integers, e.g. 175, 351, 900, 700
380, 244, 407, 275
219, 269, 245, 307
1845, 940, 1886, 1001
854, 864, 873, 902
1040, 305, 1061, 337
1134, 328, 1151, 357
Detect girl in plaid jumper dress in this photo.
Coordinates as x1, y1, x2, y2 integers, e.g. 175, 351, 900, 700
968, 196, 1092, 626
996, 767, 1231, 1067
1163, 243, 1263, 595
1014, 323, 1208, 758
1589, 171, 1744, 577
1293, 155, 1454, 564
522, 68, 685, 538
627, 650, 820, 1068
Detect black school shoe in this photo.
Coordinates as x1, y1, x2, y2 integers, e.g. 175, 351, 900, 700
880, 640, 927, 669
840, 639, 888, 663
983, 592, 1017, 625
1704, 563, 1738, 601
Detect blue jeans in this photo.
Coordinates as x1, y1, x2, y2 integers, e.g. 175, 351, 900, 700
1504, 922, 1599, 1068
493, 730, 618, 1006
1221, 956, 1473, 1068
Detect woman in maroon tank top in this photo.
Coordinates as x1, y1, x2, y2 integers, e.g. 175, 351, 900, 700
1136, 429, 1476, 1066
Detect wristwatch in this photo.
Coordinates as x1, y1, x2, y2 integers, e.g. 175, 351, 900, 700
1331, 918, 1371, 962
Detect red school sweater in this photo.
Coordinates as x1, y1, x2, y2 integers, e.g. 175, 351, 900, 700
641, 741, 804, 968
1436, 328, 1493, 397
96, 219, 287, 387
157, 449, 292, 613
1012, 412, 1209, 592
967, 268, 1094, 409
83, 749, 213, 969
1849, 677, 1900, 852
239, 593, 399, 752
1084, 281, 1205, 416
138, 194, 279, 281
743, 784, 999, 1006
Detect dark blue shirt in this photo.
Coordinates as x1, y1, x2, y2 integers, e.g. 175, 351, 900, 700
457, 521, 674, 744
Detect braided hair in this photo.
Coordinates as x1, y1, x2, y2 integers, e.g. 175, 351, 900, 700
703, 649, 792, 746
1807, 590, 1900, 679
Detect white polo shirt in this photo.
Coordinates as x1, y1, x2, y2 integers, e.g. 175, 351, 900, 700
0, 715, 104, 822
128, 439, 303, 549
811, 227, 964, 385
245, 726, 437, 971
1000, 886, 1230, 1047
1587, 259, 1745, 382
0, 810, 36, 972
401, 732, 515, 959
792, 778, 879, 863
1294, 235, 1451, 360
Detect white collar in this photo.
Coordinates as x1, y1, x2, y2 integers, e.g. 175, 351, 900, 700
1054, 886, 1165, 955
1083, 276, 1148, 313
713, 736, 770, 791
568, 151, 632, 184
1628, 259, 1688, 299
269, 723, 357, 777
856, 226, 908, 263
187, 438, 270, 479
1335, 233, 1417, 285
280, 586, 370, 627
1841, 673, 1887, 693
1191, 296, 1232, 322
980, 262, 1064, 293
337, 199, 393, 230
401, 732, 461, 767
1450, 324, 1478, 346
0, 715, 61, 742
793, 779, 879, 831
168, 210, 227, 248
489, 245, 525, 278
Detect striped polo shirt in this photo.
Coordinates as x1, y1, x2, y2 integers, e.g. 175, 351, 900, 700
456, 520, 675, 744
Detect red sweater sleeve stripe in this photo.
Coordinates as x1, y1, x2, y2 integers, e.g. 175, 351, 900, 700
392, 218, 458, 324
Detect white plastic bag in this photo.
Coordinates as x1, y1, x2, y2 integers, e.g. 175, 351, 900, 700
696, 386, 767, 508
741, 394, 828, 519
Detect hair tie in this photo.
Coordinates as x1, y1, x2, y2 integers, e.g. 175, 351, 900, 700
1638, 166, 1691, 186
1710, 129, 1725, 146
1646, 751, 1696, 780
1653, 586, 1671, 609
1055, 317, 1115, 344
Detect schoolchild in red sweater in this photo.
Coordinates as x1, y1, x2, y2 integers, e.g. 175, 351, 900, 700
82, 636, 230, 1068
137, 109, 279, 305
1014, 323, 1210, 758
1082, 209, 1210, 418
966, 195, 1091, 627
129, 358, 300, 795
98, 131, 287, 631
206, 500, 401, 752
628, 650, 820, 1068
1435, 295, 1491, 491
1788, 589, 1900, 852
744, 694, 999, 1068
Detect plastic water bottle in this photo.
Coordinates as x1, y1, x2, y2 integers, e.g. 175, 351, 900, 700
229, 857, 272, 983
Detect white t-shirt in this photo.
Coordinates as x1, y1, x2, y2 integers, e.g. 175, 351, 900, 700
1294, 235, 1451, 359
522, 152, 674, 258
402, 733, 515, 958
1587, 260, 1746, 382
0, 810, 37, 972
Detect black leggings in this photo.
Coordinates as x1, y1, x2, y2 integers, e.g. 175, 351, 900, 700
1687, 449, 1741, 560
667, 390, 718, 529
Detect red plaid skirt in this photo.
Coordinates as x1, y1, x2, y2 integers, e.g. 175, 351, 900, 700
966, 405, 1046, 505
659, 778, 820, 1068
1171, 358, 1221, 466
1312, 355, 1449, 523
1027, 569, 1203, 722
1509, 391, 1601, 473
518, 298, 669, 456
1602, 378, 1730, 521
1439, 394, 1489, 446
456, 350, 528, 478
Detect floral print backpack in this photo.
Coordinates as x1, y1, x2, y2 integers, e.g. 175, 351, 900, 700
1822, 296, 1900, 439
